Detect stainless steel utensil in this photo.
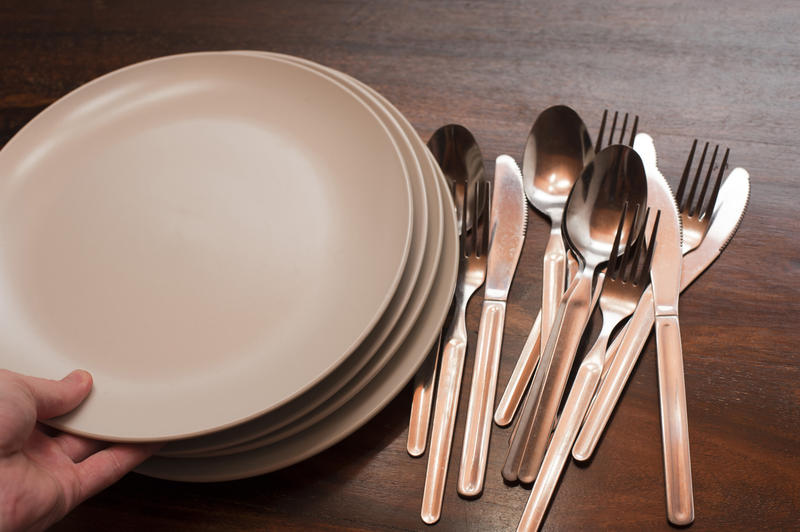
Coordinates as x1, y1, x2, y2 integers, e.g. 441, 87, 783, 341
420, 131, 490, 523
574, 134, 747, 462
652, 138, 730, 526
495, 110, 636, 427
458, 155, 526, 497
408, 125, 486, 457
517, 205, 657, 532
503, 144, 647, 484
523, 106, 592, 369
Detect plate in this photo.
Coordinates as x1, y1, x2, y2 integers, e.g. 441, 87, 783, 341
137, 150, 457, 480
159, 51, 436, 455
0, 53, 414, 440
135, 62, 459, 480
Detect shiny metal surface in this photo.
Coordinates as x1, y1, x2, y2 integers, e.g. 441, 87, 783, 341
458, 155, 525, 497
408, 125, 485, 457
574, 134, 749, 463
497, 110, 635, 428
420, 126, 489, 524
503, 145, 647, 484
517, 207, 656, 532
522, 105, 592, 363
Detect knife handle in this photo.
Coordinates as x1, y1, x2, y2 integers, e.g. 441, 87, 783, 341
573, 287, 655, 461
458, 299, 506, 497
407, 334, 442, 456
421, 327, 467, 523
541, 230, 566, 360
655, 314, 694, 526
494, 311, 541, 427
517, 352, 603, 532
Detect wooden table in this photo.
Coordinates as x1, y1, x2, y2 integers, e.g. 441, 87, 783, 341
2, 1, 798, 530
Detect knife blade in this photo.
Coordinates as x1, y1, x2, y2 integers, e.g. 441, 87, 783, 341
573, 134, 750, 465
644, 138, 694, 526
458, 154, 526, 496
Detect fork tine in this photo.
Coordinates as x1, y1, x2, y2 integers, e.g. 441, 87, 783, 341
607, 202, 628, 279
628, 115, 639, 147
640, 211, 660, 285
459, 181, 469, 255
478, 180, 491, 256
596, 110, 608, 154
620, 203, 641, 281
691, 144, 718, 217
684, 142, 709, 214
626, 207, 649, 282
702, 147, 729, 220
608, 111, 619, 150
675, 139, 697, 210
617, 113, 629, 145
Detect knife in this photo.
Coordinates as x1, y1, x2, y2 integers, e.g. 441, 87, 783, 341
640, 136, 694, 525
457, 155, 527, 497
574, 135, 750, 466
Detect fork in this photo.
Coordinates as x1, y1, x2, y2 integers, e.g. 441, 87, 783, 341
420, 179, 490, 525
573, 137, 730, 461
676, 139, 729, 253
517, 205, 657, 531
493, 110, 638, 429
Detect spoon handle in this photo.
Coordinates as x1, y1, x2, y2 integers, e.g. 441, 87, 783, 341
541, 230, 566, 361
407, 333, 442, 456
458, 299, 506, 497
512, 273, 594, 484
495, 253, 579, 428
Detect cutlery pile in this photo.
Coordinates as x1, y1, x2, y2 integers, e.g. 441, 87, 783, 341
408, 106, 750, 530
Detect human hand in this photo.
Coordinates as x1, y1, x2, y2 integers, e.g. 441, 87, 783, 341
0, 369, 159, 532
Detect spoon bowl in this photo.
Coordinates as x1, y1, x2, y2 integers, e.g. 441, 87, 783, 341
428, 124, 485, 233
564, 145, 648, 270
523, 105, 593, 222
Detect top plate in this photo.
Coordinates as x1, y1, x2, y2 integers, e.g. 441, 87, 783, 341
0, 53, 414, 440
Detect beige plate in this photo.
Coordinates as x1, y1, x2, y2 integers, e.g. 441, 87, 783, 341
0, 53, 414, 441
136, 63, 459, 481
159, 51, 436, 456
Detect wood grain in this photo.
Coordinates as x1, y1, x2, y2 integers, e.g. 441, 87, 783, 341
1, 0, 798, 530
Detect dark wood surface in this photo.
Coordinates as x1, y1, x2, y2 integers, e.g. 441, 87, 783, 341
2, 1, 798, 530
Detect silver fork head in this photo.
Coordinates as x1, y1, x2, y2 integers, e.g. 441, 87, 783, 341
600, 205, 658, 320
595, 110, 639, 153
458, 178, 490, 296
675, 139, 730, 251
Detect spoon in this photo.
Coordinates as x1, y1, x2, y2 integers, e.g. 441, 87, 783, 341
407, 124, 484, 457
503, 144, 647, 483
523, 105, 593, 367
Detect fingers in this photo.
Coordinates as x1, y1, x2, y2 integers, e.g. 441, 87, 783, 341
75, 443, 161, 503
0, 369, 93, 455
21, 370, 94, 420
53, 432, 108, 462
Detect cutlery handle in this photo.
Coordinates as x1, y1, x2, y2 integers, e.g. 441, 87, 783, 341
655, 314, 694, 526
458, 299, 506, 497
573, 287, 655, 461
421, 329, 467, 524
515, 273, 593, 484
494, 311, 541, 427
501, 278, 576, 482
541, 231, 566, 360
516, 352, 603, 532
408, 334, 442, 456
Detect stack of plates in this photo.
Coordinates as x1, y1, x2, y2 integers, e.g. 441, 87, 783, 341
0, 52, 458, 481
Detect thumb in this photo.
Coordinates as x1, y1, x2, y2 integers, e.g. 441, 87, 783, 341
22, 370, 94, 420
